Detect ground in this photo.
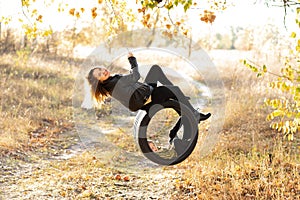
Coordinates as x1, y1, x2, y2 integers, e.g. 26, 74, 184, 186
1, 51, 299, 199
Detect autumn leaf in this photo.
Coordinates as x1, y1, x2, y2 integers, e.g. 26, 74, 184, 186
145, 13, 150, 20
91, 7, 97, 19
69, 8, 75, 16
36, 15, 43, 22
115, 174, 122, 180
183, 29, 188, 36
32, 9, 37, 15
123, 176, 130, 181
138, 7, 146, 13
291, 32, 297, 38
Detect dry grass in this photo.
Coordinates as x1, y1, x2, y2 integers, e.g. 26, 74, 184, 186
171, 50, 300, 199
0, 53, 77, 153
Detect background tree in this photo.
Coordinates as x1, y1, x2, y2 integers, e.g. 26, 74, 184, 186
0, 0, 230, 53
244, 5, 300, 140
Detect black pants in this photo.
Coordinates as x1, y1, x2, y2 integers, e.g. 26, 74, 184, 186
143, 65, 198, 140
143, 65, 196, 113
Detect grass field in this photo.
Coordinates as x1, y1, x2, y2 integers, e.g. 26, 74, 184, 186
0, 53, 76, 154
0, 50, 299, 199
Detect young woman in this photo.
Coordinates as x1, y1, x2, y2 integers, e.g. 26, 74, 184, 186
87, 52, 211, 140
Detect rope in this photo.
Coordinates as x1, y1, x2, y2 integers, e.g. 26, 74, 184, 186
105, 0, 124, 28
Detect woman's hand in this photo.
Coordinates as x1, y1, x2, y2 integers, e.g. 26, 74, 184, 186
128, 52, 134, 58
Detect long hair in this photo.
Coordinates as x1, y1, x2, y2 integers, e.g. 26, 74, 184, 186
87, 68, 110, 104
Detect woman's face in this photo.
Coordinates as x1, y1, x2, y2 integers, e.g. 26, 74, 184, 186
93, 67, 110, 82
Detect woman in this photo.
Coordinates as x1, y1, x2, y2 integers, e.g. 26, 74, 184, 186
87, 52, 211, 141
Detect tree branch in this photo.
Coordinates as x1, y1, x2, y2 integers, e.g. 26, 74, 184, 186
20, 0, 33, 26
156, 0, 167, 8
264, 0, 299, 30
246, 59, 284, 78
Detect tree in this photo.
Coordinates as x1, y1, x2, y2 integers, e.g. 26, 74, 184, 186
235, 27, 254, 51
1, 0, 298, 42
0, 0, 230, 44
244, 6, 300, 140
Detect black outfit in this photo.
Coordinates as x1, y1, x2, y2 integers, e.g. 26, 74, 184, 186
102, 56, 197, 113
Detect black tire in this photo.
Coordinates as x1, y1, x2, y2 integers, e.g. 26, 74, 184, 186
134, 100, 198, 165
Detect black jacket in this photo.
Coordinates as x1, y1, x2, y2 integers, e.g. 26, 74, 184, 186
102, 56, 152, 111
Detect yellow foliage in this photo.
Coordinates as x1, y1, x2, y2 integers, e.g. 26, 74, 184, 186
21, 0, 30, 7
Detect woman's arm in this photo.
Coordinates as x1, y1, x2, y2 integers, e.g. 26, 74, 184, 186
120, 53, 140, 83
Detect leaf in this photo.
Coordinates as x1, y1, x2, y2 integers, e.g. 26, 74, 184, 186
266, 114, 272, 121
76, 11, 80, 18
183, 0, 192, 12
183, 29, 188, 36
115, 174, 122, 180
69, 8, 75, 16
257, 73, 262, 77
252, 66, 258, 72
36, 15, 43, 22
91, 7, 97, 19
184, 4, 189, 12
123, 176, 130, 181
165, 2, 173, 10
273, 110, 283, 117
291, 32, 297, 38
174, 0, 179, 6
263, 65, 267, 73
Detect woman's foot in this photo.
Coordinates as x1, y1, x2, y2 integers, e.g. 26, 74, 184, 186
195, 111, 211, 123
200, 112, 211, 121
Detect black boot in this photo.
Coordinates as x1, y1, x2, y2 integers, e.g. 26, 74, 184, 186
200, 113, 211, 121
195, 112, 211, 123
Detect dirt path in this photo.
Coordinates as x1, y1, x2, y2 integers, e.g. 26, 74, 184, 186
0, 118, 187, 200
1, 154, 182, 199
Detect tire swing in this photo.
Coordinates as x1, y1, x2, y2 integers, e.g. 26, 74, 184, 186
133, 99, 199, 165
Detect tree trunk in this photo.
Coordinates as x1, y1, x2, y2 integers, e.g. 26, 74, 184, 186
0, 22, 2, 41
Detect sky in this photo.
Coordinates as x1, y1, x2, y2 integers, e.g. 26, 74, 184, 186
191, 0, 295, 35
0, 0, 296, 36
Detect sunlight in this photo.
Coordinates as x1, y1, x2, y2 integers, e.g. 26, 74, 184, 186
0, 0, 295, 34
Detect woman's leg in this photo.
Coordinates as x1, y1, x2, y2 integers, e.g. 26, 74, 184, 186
151, 86, 211, 122
144, 65, 173, 86
151, 85, 196, 112
151, 86, 195, 143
